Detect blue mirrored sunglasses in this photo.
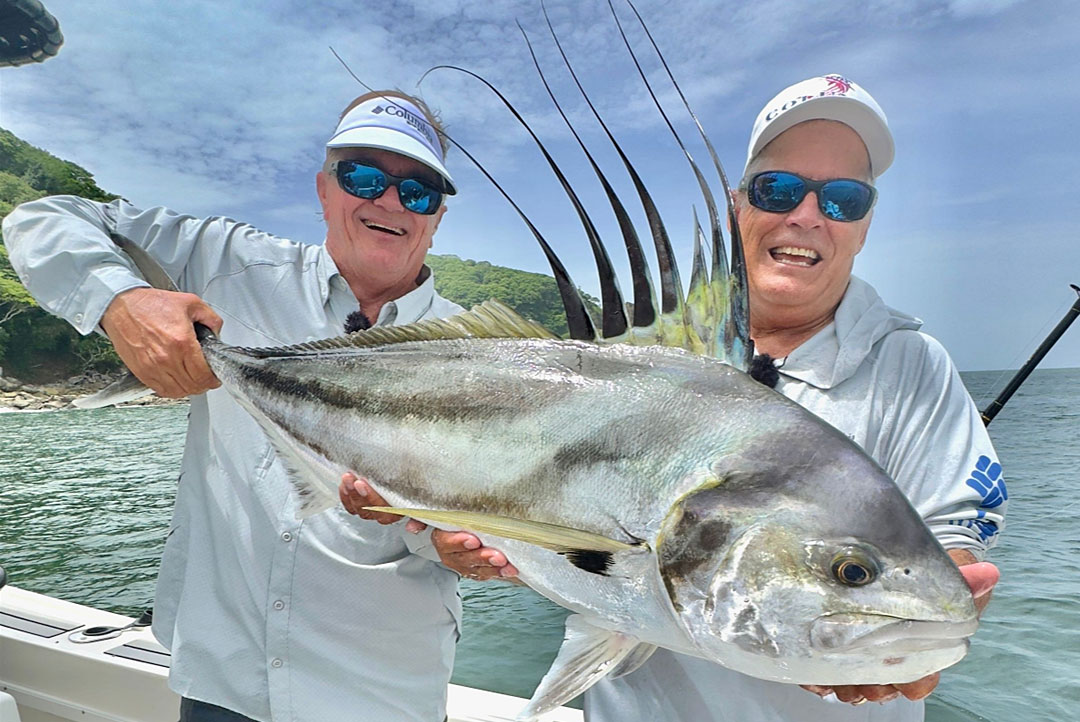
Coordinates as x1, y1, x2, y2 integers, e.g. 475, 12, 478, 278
746, 171, 876, 222
330, 160, 444, 215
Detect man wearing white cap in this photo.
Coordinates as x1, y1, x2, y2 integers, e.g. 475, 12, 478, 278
583, 76, 1005, 721
3, 90, 472, 721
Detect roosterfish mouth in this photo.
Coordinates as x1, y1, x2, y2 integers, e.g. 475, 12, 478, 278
362, 219, 407, 237
769, 246, 821, 267
810, 614, 979, 653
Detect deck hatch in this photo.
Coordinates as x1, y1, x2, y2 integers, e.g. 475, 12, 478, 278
105, 638, 172, 668
0, 609, 80, 638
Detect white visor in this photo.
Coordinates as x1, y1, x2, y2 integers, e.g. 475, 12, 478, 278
327, 97, 456, 194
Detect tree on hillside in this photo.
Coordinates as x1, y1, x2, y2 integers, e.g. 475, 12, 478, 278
0, 129, 115, 201
427, 255, 599, 338
0, 170, 46, 217
0, 245, 35, 323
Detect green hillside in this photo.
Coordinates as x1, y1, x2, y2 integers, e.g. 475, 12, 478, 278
0, 129, 581, 382
428, 255, 577, 337
0, 130, 118, 381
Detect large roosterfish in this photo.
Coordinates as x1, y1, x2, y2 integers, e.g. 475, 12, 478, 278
79, 2, 978, 719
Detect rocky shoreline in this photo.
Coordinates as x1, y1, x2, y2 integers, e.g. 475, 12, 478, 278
0, 372, 187, 412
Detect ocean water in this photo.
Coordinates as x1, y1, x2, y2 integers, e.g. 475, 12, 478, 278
1, 368, 1078, 720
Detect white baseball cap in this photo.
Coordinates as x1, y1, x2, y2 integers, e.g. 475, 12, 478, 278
745, 74, 894, 177
327, 96, 456, 194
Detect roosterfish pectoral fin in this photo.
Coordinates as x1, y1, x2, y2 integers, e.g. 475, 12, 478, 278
609, 641, 658, 679
362, 507, 647, 575
515, 614, 641, 721
227, 393, 343, 519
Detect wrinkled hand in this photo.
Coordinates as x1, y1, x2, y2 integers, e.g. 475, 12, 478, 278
101, 287, 223, 398
430, 529, 519, 581
338, 472, 408, 525
337, 474, 520, 579
802, 550, 999, 706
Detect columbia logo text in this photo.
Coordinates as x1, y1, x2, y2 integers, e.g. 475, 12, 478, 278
374, 103, 436, 145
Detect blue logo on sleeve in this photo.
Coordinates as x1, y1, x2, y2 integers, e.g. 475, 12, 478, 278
951, 455, 1007, 542
966, 455, 1007, 509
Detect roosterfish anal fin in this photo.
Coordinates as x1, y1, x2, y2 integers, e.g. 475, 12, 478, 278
515, 614, 642, 721
362, 507, 647, 576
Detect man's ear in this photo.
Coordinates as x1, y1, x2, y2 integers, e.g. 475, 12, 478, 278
729, 190, 743, 231
855, 211, 872, 254
316, 171, 330, 220
428, 204, 447, 248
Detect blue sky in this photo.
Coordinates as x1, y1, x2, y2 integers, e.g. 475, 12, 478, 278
2, 0, 1077, 378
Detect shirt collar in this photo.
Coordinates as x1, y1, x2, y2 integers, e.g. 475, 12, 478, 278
317, 244, 435, 328
775, 276, 921, 390
377, 265, 435, 326
316, 243, 339, 305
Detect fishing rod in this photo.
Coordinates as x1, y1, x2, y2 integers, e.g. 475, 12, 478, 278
981, 283, 1080, 426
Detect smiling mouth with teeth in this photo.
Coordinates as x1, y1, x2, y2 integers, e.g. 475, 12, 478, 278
362, 219, 406, 237
769, 246, 821, 267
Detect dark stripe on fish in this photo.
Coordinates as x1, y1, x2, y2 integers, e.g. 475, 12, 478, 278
237, 361, 531, 423
552, 439, 627, 476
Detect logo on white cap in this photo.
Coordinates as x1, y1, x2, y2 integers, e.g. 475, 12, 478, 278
824, 74, 853, 95
369, 102, 440, 152
763, 74, 855, 122
747, 75, 894, 177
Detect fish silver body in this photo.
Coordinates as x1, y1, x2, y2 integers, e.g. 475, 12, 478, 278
202, 329, 977, 703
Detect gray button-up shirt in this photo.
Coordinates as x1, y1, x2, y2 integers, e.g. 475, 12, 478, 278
4, 196, 464, 721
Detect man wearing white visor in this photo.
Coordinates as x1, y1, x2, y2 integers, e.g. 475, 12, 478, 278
3, 90, 474, 721
583, 76, 1005, 721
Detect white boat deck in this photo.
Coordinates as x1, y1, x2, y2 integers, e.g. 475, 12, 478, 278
0, 586, 581, 722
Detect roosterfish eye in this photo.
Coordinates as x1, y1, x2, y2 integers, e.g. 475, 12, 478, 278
830, 549, 879, 587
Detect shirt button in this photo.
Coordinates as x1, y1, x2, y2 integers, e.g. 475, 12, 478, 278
271, 658, 283, 668
74, 313, 84, 324
273, 600, 285, 611
281, 531, 292, 542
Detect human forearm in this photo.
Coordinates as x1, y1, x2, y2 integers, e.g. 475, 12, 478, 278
4, 196, 230, 396
3, 196, 243, 335
3, 196, 148, 333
